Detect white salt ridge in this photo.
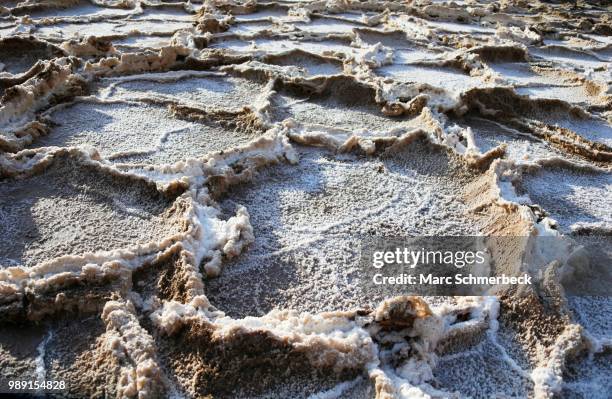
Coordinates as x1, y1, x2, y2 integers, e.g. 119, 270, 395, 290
102, 300, 163, 398
35, 330, 53, 383
307, 377, 363, 399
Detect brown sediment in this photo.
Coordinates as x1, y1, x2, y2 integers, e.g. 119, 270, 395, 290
0, 324, 47, 384
460, 87, 612, 163
498, 287, 575, 366
132, 244, 202, 304
158, 320, 362, 398
60, 36, 116, 57
529, 122, 612, 162
47, 316, 121, 399
468, 44, 529, 63
372, 295, 432, 332
382, 95, 428, 117
460, 87, 589, 119
169, 103, 266, 134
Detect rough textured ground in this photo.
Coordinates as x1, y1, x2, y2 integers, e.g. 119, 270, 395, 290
0, 0, 610, 398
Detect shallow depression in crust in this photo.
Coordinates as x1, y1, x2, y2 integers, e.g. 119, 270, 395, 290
293, 18, 363, 34
457, 116, 578, 163
35, 20, 191, 41
518, 165, 612, 234
102, 73, 270, 111
206, 141, 481, 317
273, 80, 414, 132
33, 102, 194, 156
263, 51, 344, 76
376, 64, 485, 94
0, 37, 64, 75
32, 101, 261, 164
0, 155, 180, 267
210, 37, 354, 56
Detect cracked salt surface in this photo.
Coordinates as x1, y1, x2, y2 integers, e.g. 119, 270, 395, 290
35, 102, 194, 156
208, 142, 480, 317
0, 0, 611, 398
34, 101, 261, 164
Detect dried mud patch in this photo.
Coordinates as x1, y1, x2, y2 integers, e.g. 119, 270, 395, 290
101, 73, 269, 111
561, 348, 612, 399
262, 50, 344, 76
434, 336, 534, 398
